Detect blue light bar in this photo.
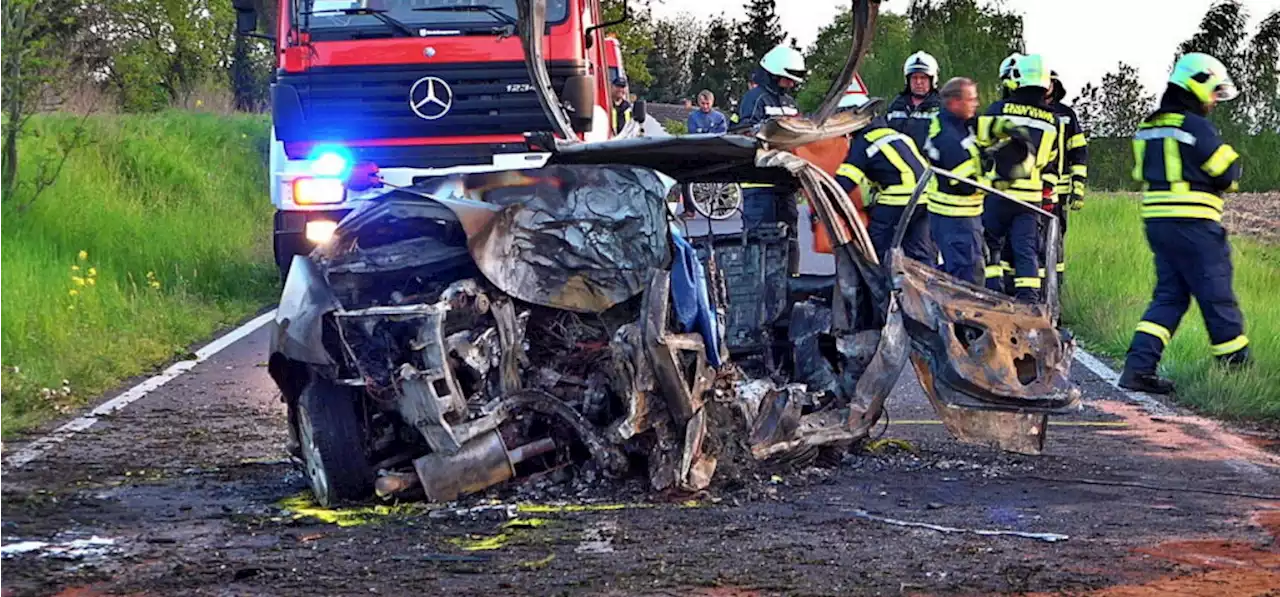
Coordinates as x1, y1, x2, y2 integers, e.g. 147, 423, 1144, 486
309, 145, 352, 179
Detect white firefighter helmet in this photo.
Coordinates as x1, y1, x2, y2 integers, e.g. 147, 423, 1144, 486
838, 74, 871, 109
760, 45, 807, 83
903, 51, 939, 87
999, 52, 1022, 88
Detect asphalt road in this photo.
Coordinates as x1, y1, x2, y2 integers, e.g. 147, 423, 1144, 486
3, 309, 1279, 596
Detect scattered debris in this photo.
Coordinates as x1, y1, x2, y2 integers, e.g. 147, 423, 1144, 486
1, 536, 119, 560
845, 509, 1069, 543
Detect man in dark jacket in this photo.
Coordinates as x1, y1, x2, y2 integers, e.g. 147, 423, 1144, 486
1042, 70, 1089, 286
886, 51, 943, 151
611, 77, 632, 134
1118, 52, 1249, 394
834, 82, 932, 264
976, 53, 1062, 304
735, 44, 805, 274
924, 77, 985, 285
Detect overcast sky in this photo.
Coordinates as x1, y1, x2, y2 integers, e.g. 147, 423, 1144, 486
649, 0, 1280, 100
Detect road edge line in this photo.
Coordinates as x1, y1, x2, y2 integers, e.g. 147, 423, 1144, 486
3, 309, 278, 471
1073, 348, 1175, 416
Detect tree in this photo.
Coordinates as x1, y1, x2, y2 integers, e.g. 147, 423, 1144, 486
797, 9, 913, 111
1175, 0, 1250, 134
907, 0, 1024, 104
646, 15, 705, 103
94, 0, 238, 112
0, 0, 60, 199
1075, 63, 1155, 138
1240, 11, 1280, 133
731, 0, 785, 94
602, 0, 655, 87
690, 15, 739, 109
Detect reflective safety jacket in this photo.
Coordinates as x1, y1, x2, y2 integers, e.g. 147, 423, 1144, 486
977, 89, 1063, 204
886, 91, 942, 151
1043, 101, 1088, 200
1132, 109, 1241, 222
739, 67, 799, 130
835, 117, 928, 207
923, 110, 984, 217
739, 67, 799, 189
613, 99, 633, 135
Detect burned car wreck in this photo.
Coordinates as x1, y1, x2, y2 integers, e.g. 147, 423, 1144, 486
266, 0, 1081, 506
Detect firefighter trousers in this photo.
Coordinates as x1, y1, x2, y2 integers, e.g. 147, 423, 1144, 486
930, 214, 984, 286
982, 196, 1041, 303
742, 186, 801, 275
868, 204, 933, 265
1124, 219, 1249, 374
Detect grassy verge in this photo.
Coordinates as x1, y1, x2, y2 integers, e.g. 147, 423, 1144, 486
1063, 194, 1280, 420
1, 111, 277, 437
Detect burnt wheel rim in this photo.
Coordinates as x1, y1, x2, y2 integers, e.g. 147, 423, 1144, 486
296, 404, 331, 505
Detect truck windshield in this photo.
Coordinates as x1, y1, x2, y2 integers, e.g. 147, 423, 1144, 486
302, 0, 569, 38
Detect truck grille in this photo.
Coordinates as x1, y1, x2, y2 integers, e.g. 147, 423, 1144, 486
275, 61, 587, 146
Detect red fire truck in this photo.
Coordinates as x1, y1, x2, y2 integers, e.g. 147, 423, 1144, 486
232, 0, 633, 277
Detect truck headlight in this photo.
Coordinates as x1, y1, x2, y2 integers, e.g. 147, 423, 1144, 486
292, 177, 346, 205
305, 220, 339, 245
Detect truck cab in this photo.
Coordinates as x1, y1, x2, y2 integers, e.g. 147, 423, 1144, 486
234, 0, 627, 277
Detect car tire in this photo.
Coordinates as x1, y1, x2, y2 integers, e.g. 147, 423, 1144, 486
295, 378, 373, 506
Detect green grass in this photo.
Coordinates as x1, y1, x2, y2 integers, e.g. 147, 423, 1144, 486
1, 111, 278, 436
1063, 194, 1280, 420
1088, 132, 1280, 192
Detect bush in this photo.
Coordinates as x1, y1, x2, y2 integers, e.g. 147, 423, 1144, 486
1, 111, 276, 436
1062, 194, 1279, 420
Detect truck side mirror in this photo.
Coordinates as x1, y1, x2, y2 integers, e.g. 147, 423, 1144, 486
632, 99, 647, 124
232, 0, 275, 41
562, 75, 596, 134
236, 9, 258, 35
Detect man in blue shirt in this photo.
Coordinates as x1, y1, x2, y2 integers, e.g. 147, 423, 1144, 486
686, 90, 729, 134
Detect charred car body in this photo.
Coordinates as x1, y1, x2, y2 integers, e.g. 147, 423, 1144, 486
267, 0, 1081, 506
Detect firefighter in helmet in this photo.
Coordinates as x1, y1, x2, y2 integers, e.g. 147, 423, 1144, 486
1119, 52, 1250, 394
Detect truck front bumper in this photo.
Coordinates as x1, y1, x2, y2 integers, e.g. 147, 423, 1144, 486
274, 209, 352, 275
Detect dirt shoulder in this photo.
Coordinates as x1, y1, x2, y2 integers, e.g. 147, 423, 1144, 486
3, 328, 1279, 597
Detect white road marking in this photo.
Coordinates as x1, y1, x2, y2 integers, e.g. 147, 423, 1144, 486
2, 309, 277, 471
1073, 349, 1175, 416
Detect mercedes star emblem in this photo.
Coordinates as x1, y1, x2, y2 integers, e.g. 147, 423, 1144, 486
408, 76, 453, 120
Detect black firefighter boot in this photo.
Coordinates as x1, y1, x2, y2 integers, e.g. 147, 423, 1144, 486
1217, 346, 1254, 370
1118, 368, 1175, 395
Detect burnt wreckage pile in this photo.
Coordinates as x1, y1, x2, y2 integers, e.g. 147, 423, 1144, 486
266, 0, 1081, 507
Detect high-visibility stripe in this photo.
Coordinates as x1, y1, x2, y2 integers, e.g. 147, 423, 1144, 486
985, 265, 1005, 279
876, 192, 918, 206
1132, 139, 1146, 182
1037, 268, 1047, 277
740, 182, 775, 189
1141, 205, 1223, 221
1146, 113, 1186, 127
1135, 127, 1197, 145
1014, 277, 1042, 289
1067, 133, 1088, 150
1202, 144, 1239, 177
836, 163, 868, 188
928, 192, 983, 217
1055, 262, 1066, 272
1142, 191, 1224, 212
1000, 114, 1059, 133
879, 145, 918, 191
977, 115, 995, 145
999, 260, 1013, 273
1163, 137, 1183, 191
1136, 321, 1172, 345
1071, 164, 1088, 178
1211, 335, 1249, 356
